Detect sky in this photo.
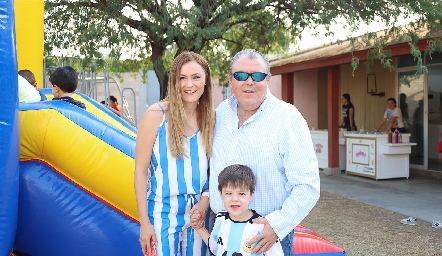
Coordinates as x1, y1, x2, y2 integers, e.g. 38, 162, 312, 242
294, 15, 418, 52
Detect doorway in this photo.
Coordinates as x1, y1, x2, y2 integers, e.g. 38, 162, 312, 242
427, 65, 442, 171
398, 71, 425, 168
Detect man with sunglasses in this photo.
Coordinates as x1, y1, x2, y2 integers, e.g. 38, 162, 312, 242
209, 49, 320, 255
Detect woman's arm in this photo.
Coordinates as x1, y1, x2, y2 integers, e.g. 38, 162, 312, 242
134, 104, 165, 256
195, 227, 210, 246
190, 212, 211, 245
385, 116, 398, 132
375, 118, 387, 132
189, 190, 210, 227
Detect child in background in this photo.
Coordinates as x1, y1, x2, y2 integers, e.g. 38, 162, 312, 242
49, 66, 85, 109
17, 75, 41, 103
190, 164, 283, 256
19, 69, 46, 101
109, 95, 122, 112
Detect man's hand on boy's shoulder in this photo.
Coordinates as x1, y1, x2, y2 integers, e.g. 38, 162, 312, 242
248, 218, 278, 254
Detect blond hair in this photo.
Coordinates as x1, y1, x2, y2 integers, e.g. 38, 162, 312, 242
164, 51, 214, 159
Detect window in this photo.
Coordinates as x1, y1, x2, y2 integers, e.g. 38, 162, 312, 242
397, 54, 419, 68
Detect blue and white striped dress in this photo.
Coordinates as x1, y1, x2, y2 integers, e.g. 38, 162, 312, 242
147, 105, 209, 256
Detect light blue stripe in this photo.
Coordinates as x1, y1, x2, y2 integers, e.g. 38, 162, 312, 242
173, 227, 179, 255
158, 122, 171, 255
190, 135, 200, 193
175, 153, 187, 244
161, 198, 171, 256
227, 222, 246, 254
177, 157, 186, 195
148, 151, 158, 201
159, 122, 169, 198
211, 223, 222, 248
175, 194, 186, 236
186, 225, 194, 255
147, 200, 155, 224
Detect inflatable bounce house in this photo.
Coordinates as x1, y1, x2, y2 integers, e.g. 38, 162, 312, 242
0, 1, 345, 255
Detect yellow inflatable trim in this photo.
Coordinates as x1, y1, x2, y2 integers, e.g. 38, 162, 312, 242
20, 108, 138, 222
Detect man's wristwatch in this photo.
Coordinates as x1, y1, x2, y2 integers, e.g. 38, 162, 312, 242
201, 191, 210, 198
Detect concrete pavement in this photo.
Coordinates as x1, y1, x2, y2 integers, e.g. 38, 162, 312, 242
319, 170, 442, 223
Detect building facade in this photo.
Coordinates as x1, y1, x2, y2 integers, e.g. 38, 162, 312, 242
269, 40, 442, 174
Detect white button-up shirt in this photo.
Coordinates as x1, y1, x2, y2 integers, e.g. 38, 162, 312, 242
209, 90, 320, 239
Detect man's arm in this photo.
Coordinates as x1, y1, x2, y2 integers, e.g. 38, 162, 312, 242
248, 110, 320, 253
267, 111, 320, 237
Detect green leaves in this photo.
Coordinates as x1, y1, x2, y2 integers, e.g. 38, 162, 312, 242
44, 0, 442, 98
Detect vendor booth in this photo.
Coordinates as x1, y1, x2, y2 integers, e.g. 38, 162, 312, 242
344, 132, 416, 180
310, 130, 346, 170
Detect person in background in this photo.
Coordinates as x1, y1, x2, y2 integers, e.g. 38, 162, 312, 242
340, 93, 357, 131
190, 164, 284, 255
49, 66, 86, 109
19, 69, 46, 101
18, 69, 38, 87
134, 51, 214, 256
399, 93, 409, 130
18, 74, 40, 103
109, 95, 122, 113
374, 97, 405, 133
207, 49, 320, 255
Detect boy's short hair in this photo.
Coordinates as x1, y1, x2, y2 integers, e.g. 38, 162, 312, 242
49, 66, 78, 93
18, 69, 36, 86
218, 164, 256, 193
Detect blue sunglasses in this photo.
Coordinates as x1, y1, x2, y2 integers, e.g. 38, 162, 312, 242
232, 72, 267, 82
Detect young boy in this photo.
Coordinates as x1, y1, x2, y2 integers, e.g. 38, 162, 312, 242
19, 69, 46, 100
17, 74, 41, 103
49, 66, 86, 109
190, 164, 284, 255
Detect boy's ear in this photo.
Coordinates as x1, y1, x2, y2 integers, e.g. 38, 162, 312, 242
249, 191, 255, 201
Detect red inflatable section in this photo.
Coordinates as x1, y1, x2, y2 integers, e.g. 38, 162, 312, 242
293, 224, 346, 255
438, 141, 442, 161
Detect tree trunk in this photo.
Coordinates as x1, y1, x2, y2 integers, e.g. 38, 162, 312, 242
150, 43, 168, 100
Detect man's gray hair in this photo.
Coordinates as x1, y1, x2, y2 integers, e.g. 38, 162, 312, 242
229, 49, 271, 76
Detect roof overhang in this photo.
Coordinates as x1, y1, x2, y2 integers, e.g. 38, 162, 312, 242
270, 25, 439, 75
270, 40, 429, 75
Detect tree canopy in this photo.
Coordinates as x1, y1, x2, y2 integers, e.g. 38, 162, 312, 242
45, 0, 442, 99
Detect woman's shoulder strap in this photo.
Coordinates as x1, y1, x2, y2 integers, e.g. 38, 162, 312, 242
157, 102, 165, 114
155, 102, 168, 122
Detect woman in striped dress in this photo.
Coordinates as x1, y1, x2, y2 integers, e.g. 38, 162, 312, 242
135, 52, 214, 256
